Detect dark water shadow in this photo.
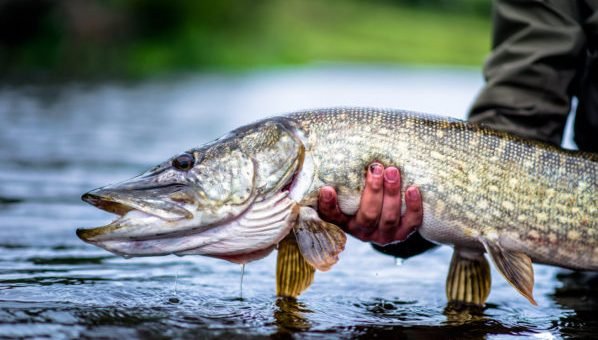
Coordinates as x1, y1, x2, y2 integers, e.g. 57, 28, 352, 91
76, 307, 167, 328
360, 297, 417, 316
345, 319, 531, 340
551, 270, 598, 338
0, 276, 108, 287
27, 255, 113, 265
0, 196, 22, 205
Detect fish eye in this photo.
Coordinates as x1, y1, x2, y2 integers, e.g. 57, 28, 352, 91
172, 153, 195, 171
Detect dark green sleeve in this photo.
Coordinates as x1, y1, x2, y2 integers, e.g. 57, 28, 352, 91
573, 2, 598, 153
469, 0, 587, 147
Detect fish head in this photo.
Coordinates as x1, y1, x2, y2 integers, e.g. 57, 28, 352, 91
77, 119, 305, 262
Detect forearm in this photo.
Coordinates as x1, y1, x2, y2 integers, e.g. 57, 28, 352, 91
469, 0, 586, 146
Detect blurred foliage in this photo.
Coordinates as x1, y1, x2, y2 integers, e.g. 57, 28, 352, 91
0, 0, 491, 79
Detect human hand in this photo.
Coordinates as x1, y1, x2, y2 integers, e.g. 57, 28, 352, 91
317, 163, 423, 245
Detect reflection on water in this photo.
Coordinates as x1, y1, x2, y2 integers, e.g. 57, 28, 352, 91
0, 65, 593, 338
274, 298, 312, 333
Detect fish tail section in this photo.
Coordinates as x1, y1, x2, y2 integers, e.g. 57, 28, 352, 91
446, 249, 491, 309
276, 233, 315, 298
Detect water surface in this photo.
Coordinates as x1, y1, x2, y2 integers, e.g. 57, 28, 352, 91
0, 65, 595, 339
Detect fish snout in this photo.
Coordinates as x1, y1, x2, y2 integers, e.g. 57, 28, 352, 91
81, 188, 135, 216
76, 227, 95, 242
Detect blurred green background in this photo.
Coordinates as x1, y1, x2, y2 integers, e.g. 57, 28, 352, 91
0, 0, 491, 79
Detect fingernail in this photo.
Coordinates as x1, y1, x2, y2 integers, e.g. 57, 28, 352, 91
384, 167, 398, 183
322, 189, 333, 202
369, 163, 383, 176
406, 188, 419, 200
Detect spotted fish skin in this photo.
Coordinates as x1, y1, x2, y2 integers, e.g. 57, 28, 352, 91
282, 107, 597, 271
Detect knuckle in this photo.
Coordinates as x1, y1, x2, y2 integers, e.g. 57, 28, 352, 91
362, 210, 379, 224
406, 202, 422, 215
368, 182, 383, 193
404, 215, 422, 229
408, 202, 422, 212
381, 216, 399, 230
366, 175, 384, 189
381, 207, 399, 222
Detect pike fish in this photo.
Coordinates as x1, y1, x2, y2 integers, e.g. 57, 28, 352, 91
77, 108, 597, 307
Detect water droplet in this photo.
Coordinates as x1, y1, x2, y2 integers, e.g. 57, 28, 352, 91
173, 270, 178, 296
168, 270, 180, 304
395, 258, 404, 266
239, 264, 245, 300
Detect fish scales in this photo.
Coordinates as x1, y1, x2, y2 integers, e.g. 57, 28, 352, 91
286, 108, 597, 270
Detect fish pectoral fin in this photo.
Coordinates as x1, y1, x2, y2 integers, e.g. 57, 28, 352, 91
293, 206, 347, 271
480, 237, 537, 305
276, 205, 345, 298
446, 248, 491, 309
276, 233, 315, 298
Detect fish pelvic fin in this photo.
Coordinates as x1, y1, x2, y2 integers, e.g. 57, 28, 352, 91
276, 233, 315, 298
445, 248, 491, 309
480, 237, 537, 305
293, 206, 347, 272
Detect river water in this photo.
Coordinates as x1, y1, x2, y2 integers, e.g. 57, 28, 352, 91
0, 65, 595, 339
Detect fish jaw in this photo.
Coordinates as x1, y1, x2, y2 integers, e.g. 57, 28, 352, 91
77, 184, 197, 244
76, 209, 197, 244
80, 191, 298, 262
81, 182, 194, 221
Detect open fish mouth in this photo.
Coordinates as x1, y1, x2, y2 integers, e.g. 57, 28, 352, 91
76, 188, 193, 243
76, 189, 296, 261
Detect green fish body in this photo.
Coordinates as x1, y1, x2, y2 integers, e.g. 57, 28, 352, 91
78, 108, 597, 307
